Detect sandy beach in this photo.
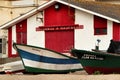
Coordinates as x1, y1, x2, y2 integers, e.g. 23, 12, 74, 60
1, 71, 120, 80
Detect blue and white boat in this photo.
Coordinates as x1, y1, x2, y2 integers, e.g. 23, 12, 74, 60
13, 43, 83, 73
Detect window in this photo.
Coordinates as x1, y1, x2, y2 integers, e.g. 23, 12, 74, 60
0, 38, 6, 54
12, 0, 34, 6
94, 15, 107, 35
95, 28, 107, 35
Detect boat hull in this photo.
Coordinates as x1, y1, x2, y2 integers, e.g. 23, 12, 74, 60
84, 66, 120, 74
13, 43, 83, 73
71, 49, 120, 74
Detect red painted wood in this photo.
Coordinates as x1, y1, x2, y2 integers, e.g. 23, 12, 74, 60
44, 3, 75, 53
8, 27, 12, 57
45, 30, 74, 53
94, 15, 107, 28
44, 3, 75, 26
36, 24, 83, 31
8, 27, 18, 57
113, 22, 120, 41
16, 19, 27, 44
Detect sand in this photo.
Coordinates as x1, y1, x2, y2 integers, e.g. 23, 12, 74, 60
0, 71, 120, 80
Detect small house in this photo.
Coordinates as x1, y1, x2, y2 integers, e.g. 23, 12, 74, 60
1, 0, 120, 57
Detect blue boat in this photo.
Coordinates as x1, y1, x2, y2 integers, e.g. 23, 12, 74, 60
13, 43, 83, 73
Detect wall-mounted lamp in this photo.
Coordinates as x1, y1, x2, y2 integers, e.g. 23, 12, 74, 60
36, 11, 43, 23
55, 4, 60, 10
36, 17, 43, 23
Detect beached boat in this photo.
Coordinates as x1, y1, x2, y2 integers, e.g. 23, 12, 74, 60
0, 57, 24, 74
71, 40, 120, 74
13, 43, 83, 74
0, 61, 24, 74
3, 61, 24, 74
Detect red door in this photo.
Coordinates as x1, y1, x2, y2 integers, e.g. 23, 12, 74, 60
44, 3, 75, 54
45, 30, 74, 53
16, 20, 27, 44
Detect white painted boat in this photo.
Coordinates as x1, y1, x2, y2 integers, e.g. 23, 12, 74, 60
13, 43, 83, 73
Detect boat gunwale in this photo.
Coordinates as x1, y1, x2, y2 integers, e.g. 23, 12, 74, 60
13, 43, 77, 60
71, 49, 120, 57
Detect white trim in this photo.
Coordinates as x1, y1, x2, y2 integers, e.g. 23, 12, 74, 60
12, 25, 16, 55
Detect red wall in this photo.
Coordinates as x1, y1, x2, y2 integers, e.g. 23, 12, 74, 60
44, 3, 75, 53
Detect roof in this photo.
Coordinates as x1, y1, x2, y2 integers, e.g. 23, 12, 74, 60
1, 0, 120, 29
61, 0, 120, 22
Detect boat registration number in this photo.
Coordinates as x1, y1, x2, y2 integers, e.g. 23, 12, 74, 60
81, 54, 104, 60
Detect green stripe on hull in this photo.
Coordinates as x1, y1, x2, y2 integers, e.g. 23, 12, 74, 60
24, 66, 83, 73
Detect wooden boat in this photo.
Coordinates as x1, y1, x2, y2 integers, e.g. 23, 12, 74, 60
13, 43, 83, 74
71, 40, 120, 74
